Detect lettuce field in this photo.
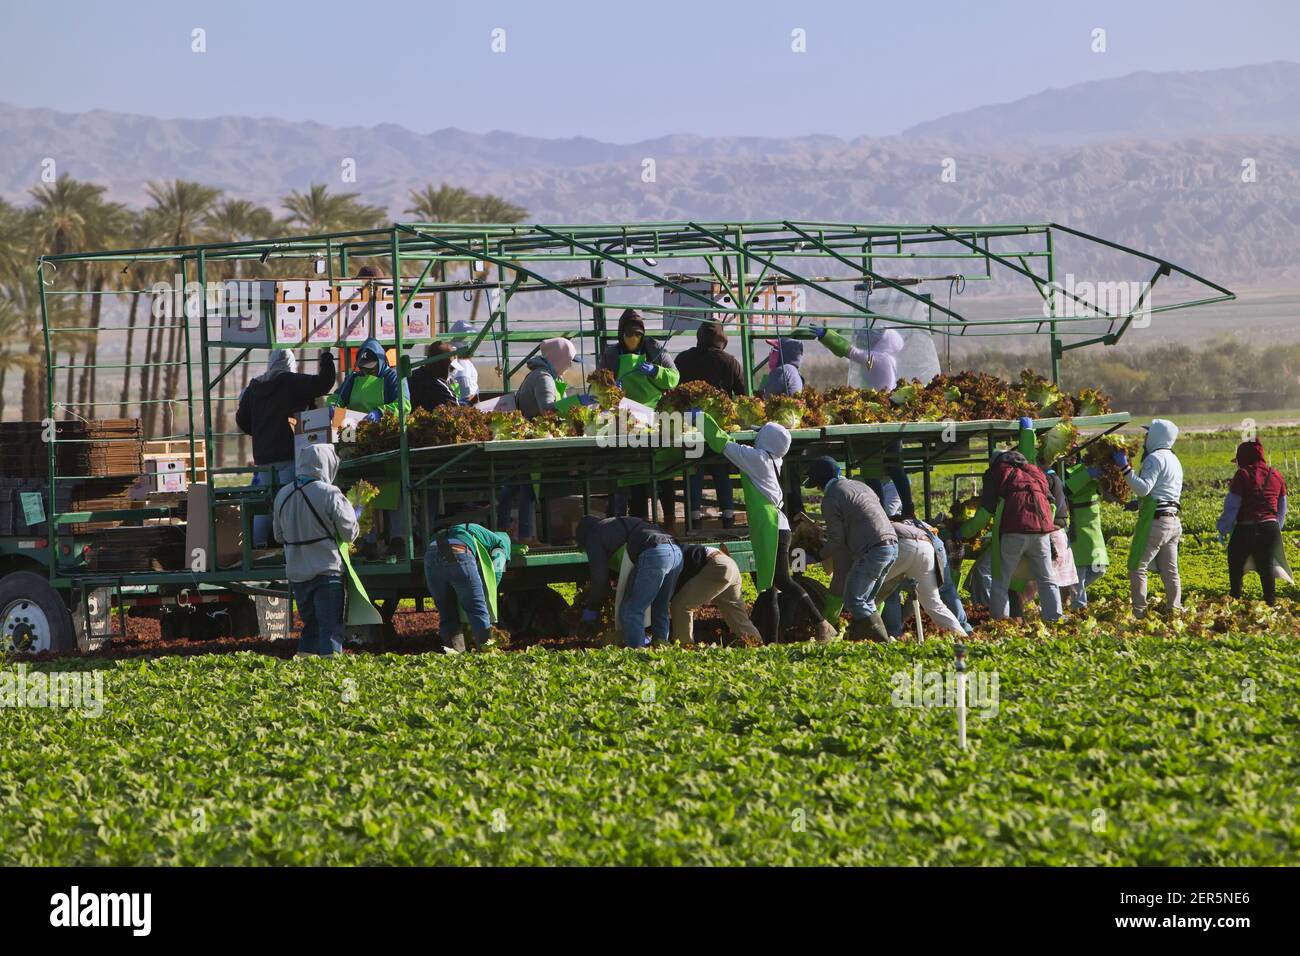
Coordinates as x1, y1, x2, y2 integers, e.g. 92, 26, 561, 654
2, 426, 1298, 865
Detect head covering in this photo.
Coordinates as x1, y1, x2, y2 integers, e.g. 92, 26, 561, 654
539, 337, 577, 376
754, 422, 792, 459
424, 341, 455, 379
769, 338, 804, 367
804, 455, 841, 488
696, 322, 728, 350
1233, 439, 1273, 491
575, 514, 600, 550
1143, 419, 1179, 453
250, 349, 296, 386
355, 338, 387, 374
862, 328, 905, 354
449, 319, 476, 347
617, 309, 646, 337
294, 442, 339, 485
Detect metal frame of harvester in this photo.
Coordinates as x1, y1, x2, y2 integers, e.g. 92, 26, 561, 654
2, 220, 1233, 652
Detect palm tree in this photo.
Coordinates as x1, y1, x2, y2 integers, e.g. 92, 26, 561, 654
143, 180, 221, 436
283, 183, 387, 234
120, 207, 169, 418
406, 183, 476, 224
472, 193, 528, 224
75, 200, 131, 412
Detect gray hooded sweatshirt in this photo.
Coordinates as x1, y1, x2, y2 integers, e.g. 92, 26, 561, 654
723, 422, 793, 532
821, 476, 898, 578
272, 443, 360, 582
1123, 418, 1183, 504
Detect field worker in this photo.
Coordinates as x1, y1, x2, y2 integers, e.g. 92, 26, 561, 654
759, 337, 807, 517
576, 516, 682, 648
812, 324, 915, 517
960, 417, 1062, 622
883, 517, 973, 638
409, 341, 458, 412
697, 414, 835, 643
332, 336, 412, 555
806, 455, 898, 642
235, 347, 336, 546
423, 522, 511, 653
598, 309, 679, 407
272, 444, 360, 657
1217, 438, 1289, 605
1115, 419, 1184, 617
1063, 460, 1109, 607
600, 310, 680, 530
676, 322, 746, 529
1034, 452, 1078, 603
499, 337, 592, 547
447, 319, 480, 403
669, 544, 762, 645
877, 519, 966, 635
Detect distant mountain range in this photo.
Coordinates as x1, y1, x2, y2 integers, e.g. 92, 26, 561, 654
3, 61, 1299, 288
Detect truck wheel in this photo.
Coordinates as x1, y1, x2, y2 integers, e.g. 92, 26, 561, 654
0, 571, 77, 654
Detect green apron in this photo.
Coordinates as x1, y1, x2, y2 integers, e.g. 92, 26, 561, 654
340, 543, 381, 625
1128, 496, 1158, 574
703, 413, 778, 591
616, 352, 678, 408
1064, 464, 1107, 570
453, 532, 500, 626
336, 373, 409, 509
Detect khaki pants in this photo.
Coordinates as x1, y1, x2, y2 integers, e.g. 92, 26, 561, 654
1130, 515, 1182, 616
670, 551, 761, 644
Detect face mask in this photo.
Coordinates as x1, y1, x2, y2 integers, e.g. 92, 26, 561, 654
622, 332, 642, 351
768, 348, 780, 372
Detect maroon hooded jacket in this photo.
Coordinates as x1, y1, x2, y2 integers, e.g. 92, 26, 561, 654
1230, 440, 1287, 523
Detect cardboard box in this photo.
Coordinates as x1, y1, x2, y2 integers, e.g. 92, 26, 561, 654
305, 299, 339, 344
339, 286, 371, 344
294, 406, 366, 446
147, 456, 188, 494
402, 295, 433, 341
374, 297, 397, 340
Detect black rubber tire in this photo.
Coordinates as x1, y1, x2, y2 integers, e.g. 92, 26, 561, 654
0, 571, 77, 654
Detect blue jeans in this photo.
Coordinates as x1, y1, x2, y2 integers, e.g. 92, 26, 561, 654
688, 464, 735, 518
497, 482, 536, 539
620, 542, 683, 647
252, 460, 295, 548
844, 542, 899, 620
992, 532, 1062, 622
1073, 564, 1106, 608
293, 574, 345, 656
423, 540, 493, 647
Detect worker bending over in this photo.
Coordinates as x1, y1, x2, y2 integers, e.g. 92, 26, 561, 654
576, 515, 682, 648
670, 545, 762, 645
423, 522, 511, 653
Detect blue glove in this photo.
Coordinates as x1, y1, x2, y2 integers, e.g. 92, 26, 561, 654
581, 608, 599, 624
812, 325, 827, 339
353, 505, 364, 519
635, 362, 656, 376
1086, 466, 1103, 479
365, 408, 383, 423
1018, 416, 1033, 430
614, 379, 624, 389
577, 393, 600, 406
1112, 451, 1129, 469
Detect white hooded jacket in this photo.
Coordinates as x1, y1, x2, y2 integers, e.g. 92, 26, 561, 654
1123, 418, 1183, 504
272, 444, 360, 582
723, 422, 792, 531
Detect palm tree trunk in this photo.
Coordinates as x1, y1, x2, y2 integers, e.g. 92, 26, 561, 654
0, 363, 8, 421
22, 322, 43, 422
77, 277, 105, 413
119, 291, 141, 418
139, 294, 159, 433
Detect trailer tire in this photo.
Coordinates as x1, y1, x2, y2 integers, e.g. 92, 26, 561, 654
0, 572, 77, 654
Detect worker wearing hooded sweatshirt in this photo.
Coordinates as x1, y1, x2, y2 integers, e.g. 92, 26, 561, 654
600, 310, 680, 530
575, 515, 682, 648
1115, 419, 1184, 617
811, 324, 915, 517
424, 522, 511, 653
598, 309, 678, 407
698, 416, 836, 644
960, 417, 1062, 622
1217, 438, 1289, 606
805, 455, 898, 642
236, 348, 336, 546
272, 443, 360, 657
408, 341, 458, 412
332, 337, 413, 554
499, 337, 594, 546
759, 337, 808, 518
676, 322, 746, 528
877, 519, 965, 635
447, 319, 479, 403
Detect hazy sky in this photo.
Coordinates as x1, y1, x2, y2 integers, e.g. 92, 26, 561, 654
3, 0, 1298, 141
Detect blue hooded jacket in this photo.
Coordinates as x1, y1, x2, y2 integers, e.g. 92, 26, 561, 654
336, 338, 410, 413
761, 338, 804, 396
